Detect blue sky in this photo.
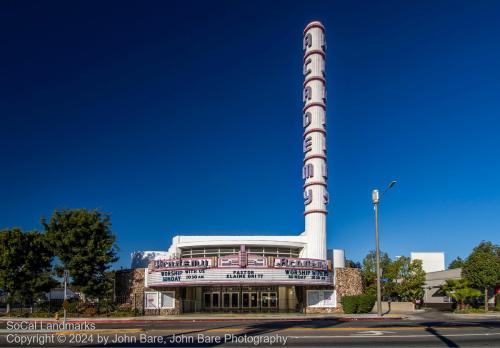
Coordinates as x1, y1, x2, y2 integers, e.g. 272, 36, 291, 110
1, 1, 499, 269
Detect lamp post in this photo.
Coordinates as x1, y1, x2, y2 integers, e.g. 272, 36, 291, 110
372, 180, 397, 317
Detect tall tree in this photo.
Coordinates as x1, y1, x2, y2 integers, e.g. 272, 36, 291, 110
0, 228, 54, 313
448, 257, 464, 269
462, 241, 500, 311
42, 209, 118, 299
397, 259, 426, 304
362, 250, 393, 294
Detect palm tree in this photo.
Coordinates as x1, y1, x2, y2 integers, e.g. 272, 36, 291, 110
442, 279, 481, 310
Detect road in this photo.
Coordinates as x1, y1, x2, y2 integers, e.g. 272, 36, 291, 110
1, 315, 499, 347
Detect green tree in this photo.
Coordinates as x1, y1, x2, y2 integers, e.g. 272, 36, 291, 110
42, 209, 119, 300
448, 257, 464, 269
361, 250, 393, 295
397, 259, 426, 304
442, 279, 482, 310
462, 241, 500, 311
345, 259, 361, 269
384, 256, 411, 300
0, 228, 54, 313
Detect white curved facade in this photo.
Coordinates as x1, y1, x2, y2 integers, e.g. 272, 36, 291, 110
165, 235, 308, 259
302, 21, 328, 260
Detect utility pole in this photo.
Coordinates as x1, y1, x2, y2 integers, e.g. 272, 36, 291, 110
372, 180, 397, 317
372, 189, 382, 317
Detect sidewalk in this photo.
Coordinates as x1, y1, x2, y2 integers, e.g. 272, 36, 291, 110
445, 311, 500, 320
0, 312, 409, 323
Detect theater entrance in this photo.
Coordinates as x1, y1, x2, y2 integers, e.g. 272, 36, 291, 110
181, 286, 299, 313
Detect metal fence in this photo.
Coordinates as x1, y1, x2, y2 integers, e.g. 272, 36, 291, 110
0, 295, 139, 318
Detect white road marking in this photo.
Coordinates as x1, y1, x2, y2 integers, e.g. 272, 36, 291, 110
287, 332, 500, 339
351, 330, 395, 336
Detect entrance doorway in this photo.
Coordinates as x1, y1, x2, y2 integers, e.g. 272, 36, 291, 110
242, 292, 258, 308
261, 292, 277, 309
222, 292, 239, 308
203, 292, 220, 309
199, 286, 285, 312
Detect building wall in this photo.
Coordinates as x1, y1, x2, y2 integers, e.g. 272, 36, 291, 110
116, 267, 363, 315
411, 252, 445, 273
423, 268, 461, 305
116, 268, 181, 315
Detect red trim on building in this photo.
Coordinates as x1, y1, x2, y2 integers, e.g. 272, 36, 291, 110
303, 76, 326, 87
304, 209, 328, 216
304, 154, 327, 162
303, 181, 327, 189
303, 102, 326, 113
303, 22, 325, 34
304, 49, 325, 61
303, 128, 326, 138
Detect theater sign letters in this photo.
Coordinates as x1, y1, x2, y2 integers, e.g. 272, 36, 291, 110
146, 256, 332, 287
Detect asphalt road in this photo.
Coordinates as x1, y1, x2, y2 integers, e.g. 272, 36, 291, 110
1, 316, 500, 347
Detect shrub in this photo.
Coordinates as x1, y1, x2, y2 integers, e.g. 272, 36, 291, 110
341, 296, 358, 314
83, 306, 97, 317
98, 300, 116, 315
341, 294, 376, 314
31, 311, 50, 318
110, 309, 138, 317
67, 300, 80, 314
358, 294, 376, 313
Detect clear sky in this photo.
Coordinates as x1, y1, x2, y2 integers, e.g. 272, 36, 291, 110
1, 1, 499, 269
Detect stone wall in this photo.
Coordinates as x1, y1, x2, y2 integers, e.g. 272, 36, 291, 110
335, 267, 363, 303
304, 268, 363, 314
115, 268, 181, 315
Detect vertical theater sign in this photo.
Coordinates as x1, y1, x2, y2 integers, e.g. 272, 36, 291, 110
302, 21, 328, 261
137, 22, 347, 312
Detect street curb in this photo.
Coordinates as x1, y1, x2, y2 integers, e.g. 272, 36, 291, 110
0, 316, 406, 324
338, 317, 406, 321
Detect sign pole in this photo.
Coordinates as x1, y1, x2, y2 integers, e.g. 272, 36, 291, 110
63, 270, 69, 326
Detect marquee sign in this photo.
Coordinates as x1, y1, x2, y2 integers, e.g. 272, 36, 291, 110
273, 257, 327, 270
147, 256, 332, 286
151, 258, 213, 271
218, 254, 239, 267
218, 254, 267, 268
146, 268, 332, 287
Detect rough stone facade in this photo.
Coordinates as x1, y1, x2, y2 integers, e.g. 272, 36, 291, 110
115, 269, 181, 315
304, 268, 363, 314
335, 267, 363, 303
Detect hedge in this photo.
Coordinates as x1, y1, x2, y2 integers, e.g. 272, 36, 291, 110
341, 294, 376, 314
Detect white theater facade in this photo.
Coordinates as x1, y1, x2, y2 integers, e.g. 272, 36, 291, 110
117, 21, 362, 315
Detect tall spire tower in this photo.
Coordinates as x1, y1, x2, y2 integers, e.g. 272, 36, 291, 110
302, 21, 328, 260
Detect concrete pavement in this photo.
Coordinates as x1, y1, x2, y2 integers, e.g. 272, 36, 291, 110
1, 314, 499, 347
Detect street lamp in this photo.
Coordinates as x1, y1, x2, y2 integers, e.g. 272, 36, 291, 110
372, 180, 397, 317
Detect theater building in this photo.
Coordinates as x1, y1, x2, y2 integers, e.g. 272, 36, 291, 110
117, 21, 362, 315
